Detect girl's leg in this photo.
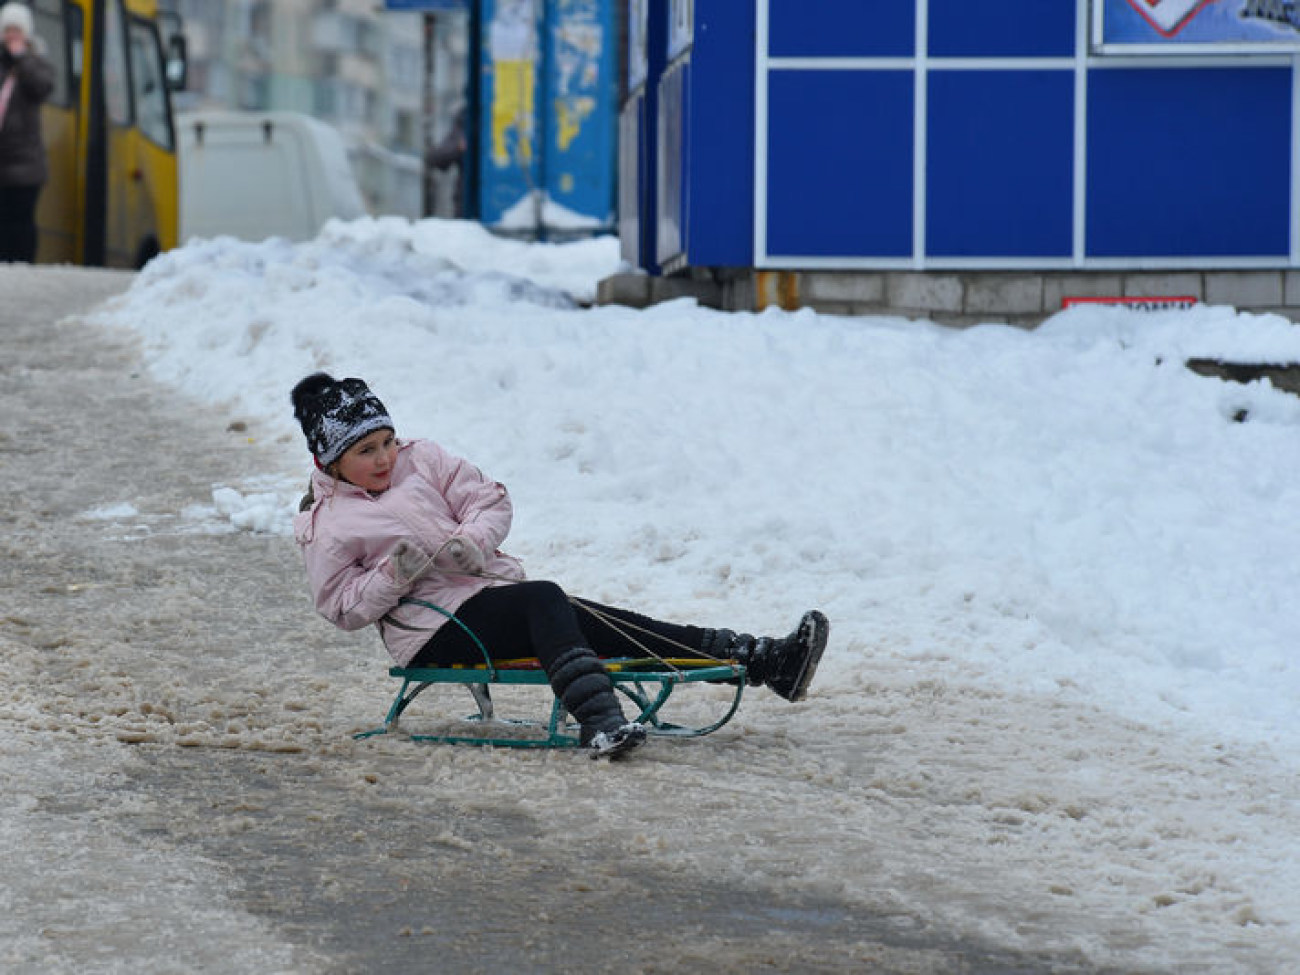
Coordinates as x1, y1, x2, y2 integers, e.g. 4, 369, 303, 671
410, 584, 723, 665
569, 598, 715, 660
576, 598, 831, 702
409, 581, 641, 751
410, 580, 584, 669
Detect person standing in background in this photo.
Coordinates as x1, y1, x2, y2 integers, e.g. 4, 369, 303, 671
0, 2, 53, 263
426, 105, 467, 218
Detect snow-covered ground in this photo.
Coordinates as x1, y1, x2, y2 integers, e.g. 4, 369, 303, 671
56, 216, 1300, 969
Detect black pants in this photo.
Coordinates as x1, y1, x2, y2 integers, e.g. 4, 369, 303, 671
408, 580, 711, 672
0, 185, 41, 263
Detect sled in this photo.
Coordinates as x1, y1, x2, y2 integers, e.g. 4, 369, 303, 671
353, 596, 748, 748
354, 657, 748, 749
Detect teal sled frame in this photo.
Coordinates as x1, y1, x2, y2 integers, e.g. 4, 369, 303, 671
354, 660, 748, 749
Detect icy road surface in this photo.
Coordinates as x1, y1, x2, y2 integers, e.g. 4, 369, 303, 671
0, 265, 1294, 974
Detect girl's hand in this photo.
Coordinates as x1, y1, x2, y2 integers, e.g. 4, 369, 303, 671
434, 537, 486, 575
388, 540, 435, 587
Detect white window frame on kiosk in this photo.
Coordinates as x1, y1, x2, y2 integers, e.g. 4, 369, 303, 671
668, 0, 692, 62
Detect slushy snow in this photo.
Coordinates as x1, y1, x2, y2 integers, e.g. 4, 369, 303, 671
75, 215, 1300, 970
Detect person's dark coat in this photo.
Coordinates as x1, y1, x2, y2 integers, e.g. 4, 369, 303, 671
0, 41, 55, 187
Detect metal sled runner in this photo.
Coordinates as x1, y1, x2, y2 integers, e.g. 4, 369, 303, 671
354, 657, 747, 748
353, 596, 747, 748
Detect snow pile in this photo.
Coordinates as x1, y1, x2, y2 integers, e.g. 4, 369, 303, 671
90, 229, 1300, 755
77, 217, 1300, 969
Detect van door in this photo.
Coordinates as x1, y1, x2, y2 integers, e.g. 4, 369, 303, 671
102, 0, 174, 266
100, 0, 134, 265
123, 10, 175, 261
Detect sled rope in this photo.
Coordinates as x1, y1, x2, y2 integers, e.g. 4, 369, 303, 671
460, 572, 733, 670
465, 568, 730, 670
569, 597, 727, 669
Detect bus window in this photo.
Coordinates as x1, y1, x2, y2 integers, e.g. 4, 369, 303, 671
69, 4, 82, 86
128, 18, 171, 149
104, 0, 130, 125
30, 0, 69, 108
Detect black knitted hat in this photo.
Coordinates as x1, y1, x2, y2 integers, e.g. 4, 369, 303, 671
291, 372, 394, 467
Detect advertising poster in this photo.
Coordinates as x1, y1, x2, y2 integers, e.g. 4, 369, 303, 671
1095, 0, 1300, 53
479, 0, 616, 233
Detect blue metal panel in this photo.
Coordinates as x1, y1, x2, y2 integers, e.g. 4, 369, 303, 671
927, 70, 1074, 258
928, 0, 1075, 58
1087, 67, 1291, 258
769, 0, 914, 58
683, 0, 755, 266
656, 58, 686, 265
637, 0, 668, 272
618, 97, 641, 264
384, 0, 465, 9
767, 70, 913, 258
545, 0, 618, 227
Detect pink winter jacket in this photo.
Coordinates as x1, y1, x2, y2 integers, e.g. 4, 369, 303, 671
293, 438, 525, 666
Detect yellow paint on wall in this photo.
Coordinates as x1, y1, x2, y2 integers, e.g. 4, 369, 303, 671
492, 60, 536, 167
555, 96, 595, 152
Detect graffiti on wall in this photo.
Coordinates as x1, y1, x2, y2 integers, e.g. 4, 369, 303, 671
488, 0, 537, 169
480, 0, 616, 232
552, 0, 602, 157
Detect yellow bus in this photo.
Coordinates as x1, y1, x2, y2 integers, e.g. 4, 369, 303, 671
30, 0, 186, 267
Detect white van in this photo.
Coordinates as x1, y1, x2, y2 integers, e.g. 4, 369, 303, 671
177, 110, 367, 243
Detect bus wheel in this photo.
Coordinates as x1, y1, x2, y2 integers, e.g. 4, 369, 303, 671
134, 238, 161, 269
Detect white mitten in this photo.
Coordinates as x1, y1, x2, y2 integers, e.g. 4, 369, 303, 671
434, 536, 487, 575
389, 540, 435, 587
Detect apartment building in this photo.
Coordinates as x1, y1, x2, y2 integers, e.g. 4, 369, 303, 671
162, 0, 468, 217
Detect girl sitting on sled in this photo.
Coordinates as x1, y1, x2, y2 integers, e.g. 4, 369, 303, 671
291, 372, 829, 759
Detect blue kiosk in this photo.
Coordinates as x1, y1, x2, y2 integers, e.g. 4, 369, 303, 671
618, 1, 1300, 319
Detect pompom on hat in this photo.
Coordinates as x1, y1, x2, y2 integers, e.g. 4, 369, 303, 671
0, 3, 34, 37
291, 372, 394, 468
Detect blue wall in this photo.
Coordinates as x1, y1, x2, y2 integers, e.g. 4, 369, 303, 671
1086, 67, 1292, 258
636, 0, 1300, 271
770, 0, 914, 58
767, 70, 913, 258
651, 0, 755, 268
926, 70, 1075, 258
928, 0, 1074, 57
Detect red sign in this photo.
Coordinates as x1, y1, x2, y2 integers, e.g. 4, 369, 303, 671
1123, 0, 1215, 38
1062, 295, 1199, 311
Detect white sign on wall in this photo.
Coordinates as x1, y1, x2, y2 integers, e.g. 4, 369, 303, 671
1095, 0, 1300, 53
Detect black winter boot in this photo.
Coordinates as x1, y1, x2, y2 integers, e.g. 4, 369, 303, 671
718, 611, 829, 702
548, 647, 646, 759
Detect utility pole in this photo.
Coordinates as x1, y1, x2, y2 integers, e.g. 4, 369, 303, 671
422, 11, 437, 218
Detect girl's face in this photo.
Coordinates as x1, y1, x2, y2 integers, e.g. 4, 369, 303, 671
334, 428, 397, 493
